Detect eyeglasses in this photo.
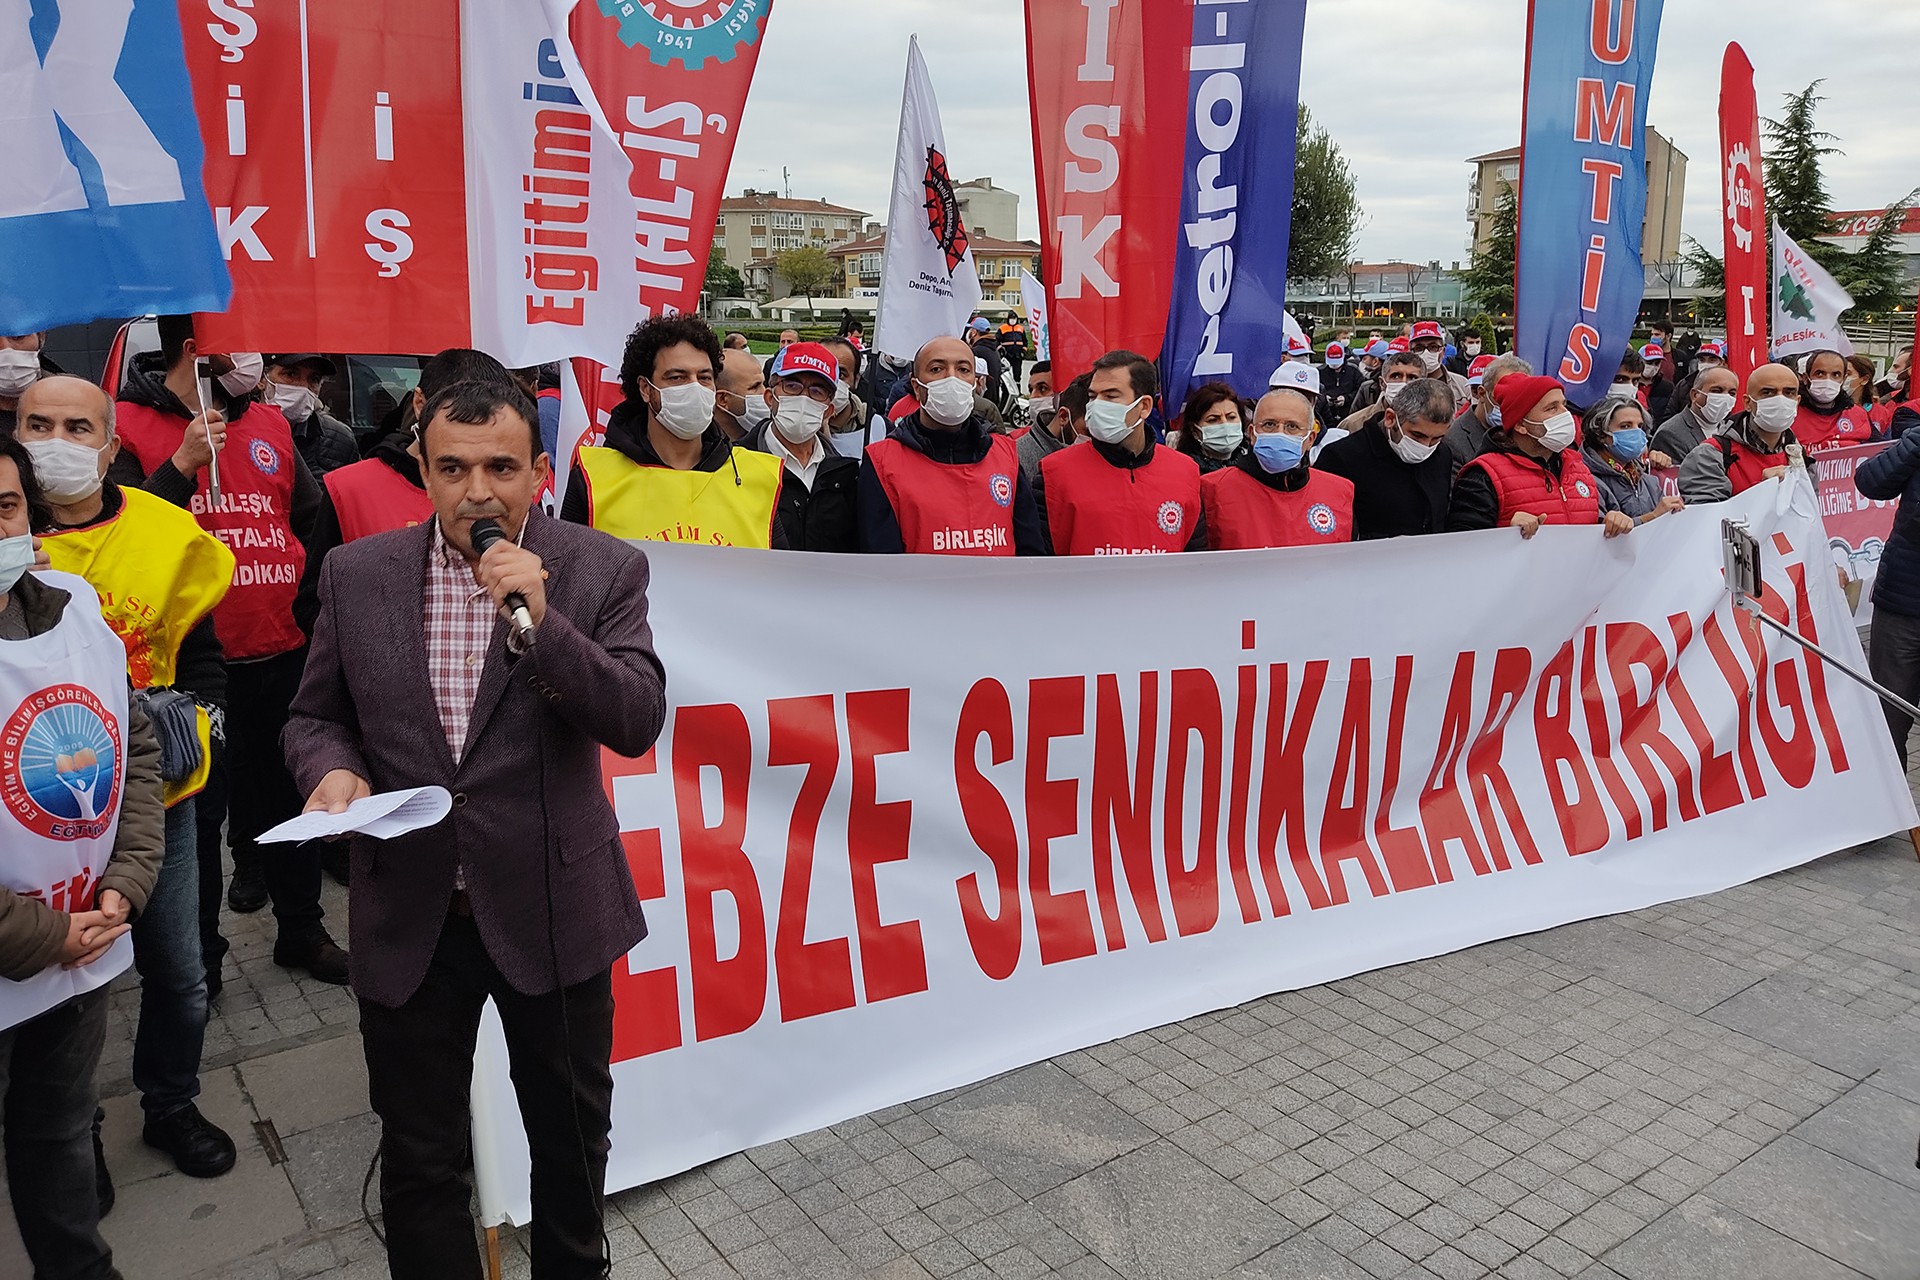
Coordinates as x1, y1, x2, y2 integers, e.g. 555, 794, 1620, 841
1251, 419, 1314, 438
773, 377, 834, 404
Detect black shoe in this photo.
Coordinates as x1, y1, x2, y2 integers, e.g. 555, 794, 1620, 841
320, 843, 350, 886
274, 933, 350, 985
227, 862, 268, 913
142, 1104, 237, 1178
93, 1109, 114, 1218
205, 962, 223, 1003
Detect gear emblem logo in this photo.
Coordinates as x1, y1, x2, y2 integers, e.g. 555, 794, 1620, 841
921, 146, 971, 274
594, 0, 768, 70
1725, 141, 1756, 253
1307, 503, 1337, 536
1155, 500, 1185, 536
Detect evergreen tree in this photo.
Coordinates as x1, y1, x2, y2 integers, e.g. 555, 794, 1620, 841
1288, 105, 1362, 282
1462, 183, 1517, 316
1762, 83, 1844, 272
1837, 190, 1917, 314
1681, 236, 1726, 325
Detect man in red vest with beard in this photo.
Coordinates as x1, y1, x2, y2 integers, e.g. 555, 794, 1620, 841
111, 315, 344, 988
1033, 350, 1204, 555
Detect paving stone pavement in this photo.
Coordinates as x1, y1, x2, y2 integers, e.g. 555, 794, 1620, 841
4, 808, 1919, 1279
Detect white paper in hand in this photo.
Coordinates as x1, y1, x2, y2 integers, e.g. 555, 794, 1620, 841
258, 787, 454, 843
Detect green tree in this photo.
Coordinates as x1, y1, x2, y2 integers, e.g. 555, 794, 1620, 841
704, 256, 745, 299
1288, 104, 1361, 282
1836, 189, 1916, 313
1681, 236, 1726, 325
773, 246, 837, 305
1461, 183, 1517, 316
1763, 83, 1844, 273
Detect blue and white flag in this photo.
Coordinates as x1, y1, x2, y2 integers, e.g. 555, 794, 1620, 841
1, 0, 229, 332
1515, 0, 1665, 404
1159, 0, 1308, 415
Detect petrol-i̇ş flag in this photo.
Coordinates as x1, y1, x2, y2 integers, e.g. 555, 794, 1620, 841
182, 0, 774, 361
1515, 0, 1666, 403
1718, 43, 1768, 388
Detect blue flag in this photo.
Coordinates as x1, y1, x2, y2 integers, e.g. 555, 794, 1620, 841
1515, 0, 1665, 405
1159, 0, 1308, 418
1, 0, 230, 332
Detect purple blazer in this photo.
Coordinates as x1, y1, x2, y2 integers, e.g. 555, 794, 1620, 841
283, 513, 667, 1008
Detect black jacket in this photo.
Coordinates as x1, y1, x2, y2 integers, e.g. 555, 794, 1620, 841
856, 412, 1048, 554
742, 424, 858, 553
1445, 409, 1493, 479
558, 398, 788, 547
110, 353, 322, 557
1315, 420, 1452, 540
288, 406, 360, 478
1317, 363, 1364, 426
1854, 405, 1920, 617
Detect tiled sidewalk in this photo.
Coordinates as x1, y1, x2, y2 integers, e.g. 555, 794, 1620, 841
4, 826, 1918, 1280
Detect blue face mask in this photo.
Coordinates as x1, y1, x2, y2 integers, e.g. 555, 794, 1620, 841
1607, 426, 1648, 464
1252, 432, 1305, 474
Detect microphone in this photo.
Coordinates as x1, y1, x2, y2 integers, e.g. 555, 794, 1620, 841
469, 518, 537, 648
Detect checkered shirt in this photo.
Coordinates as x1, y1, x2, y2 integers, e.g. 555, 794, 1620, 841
424, 521, 497, 767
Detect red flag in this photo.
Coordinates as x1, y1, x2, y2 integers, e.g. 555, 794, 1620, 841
1719, 43, 1768, 388
185, 0, 471, 353
1024, 1, 1186, 384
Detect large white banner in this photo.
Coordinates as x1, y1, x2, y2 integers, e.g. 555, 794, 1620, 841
473, 478, 1915, 1224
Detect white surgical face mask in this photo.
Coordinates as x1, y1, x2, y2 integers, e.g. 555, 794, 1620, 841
1464, 342, 1482, 356
217, 352, 263, 396
831, 380, 852, 416
917, 376, 975, 427
733, 390, 771, 429
1085, 397, 1142, 445
1417, 349, 1442, 373
0, 348, 38, 397
1535, 410, 1577, 453
1699, 391, 1736, 425
650, 381, 715, 440
1380, 380, 1410, 406
0, 533, 33, 595
22, 437, 106, 503
771, 394, 828, 445
1198, 418, 1243, 455
268, 380, 318, 422
1805, 378, 1842, 406
1387, 421, 1439, 464
1751, 396, 1798, 434
1027, 394, 1056, 417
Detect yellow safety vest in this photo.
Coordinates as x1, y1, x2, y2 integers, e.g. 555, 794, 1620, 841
43, 487, 235, 807
576, 446, 782, 548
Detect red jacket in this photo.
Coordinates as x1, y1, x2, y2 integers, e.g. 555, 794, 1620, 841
1201, 464, 1355, 550
1458, 449, 1603, 526
1039, 441, 1200, 555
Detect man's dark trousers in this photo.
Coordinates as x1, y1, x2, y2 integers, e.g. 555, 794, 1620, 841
358, 908, 614, 1280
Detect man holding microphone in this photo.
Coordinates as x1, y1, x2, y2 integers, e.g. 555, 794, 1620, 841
284, 380, 667, 1279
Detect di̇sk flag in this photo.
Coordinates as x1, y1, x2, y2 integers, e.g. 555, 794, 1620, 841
1717, 43, 1768, 387
181, 0, 774, 362
1771, 222, 1856, 359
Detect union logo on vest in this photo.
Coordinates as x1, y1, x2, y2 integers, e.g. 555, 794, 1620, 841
988, 473, 1013, 508
250, 437, 282, 476
2, 685, 123, 841
1156, 500, 1186, 536
1308, 503, 1338, 536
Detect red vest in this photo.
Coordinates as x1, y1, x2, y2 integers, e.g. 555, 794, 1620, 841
1040, 442, 1200, 555
1794, 402, 1874, 451
865, 433, 1020, 555
116, 399, 306, 661
1717, 435, 1789, 496
1458, 449, 1602, 526
325, 459, 433, 543
1200, 465, 1355, 550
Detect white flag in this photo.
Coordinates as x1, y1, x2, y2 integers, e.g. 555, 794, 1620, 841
1018, 269, 1051, 362
1771, 221, 1855, 359
874, 37, 983, 361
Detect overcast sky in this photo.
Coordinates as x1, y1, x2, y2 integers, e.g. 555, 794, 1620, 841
723, 0, 1920, 268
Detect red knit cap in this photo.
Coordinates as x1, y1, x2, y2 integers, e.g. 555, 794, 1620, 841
1496, 374, 1563, 427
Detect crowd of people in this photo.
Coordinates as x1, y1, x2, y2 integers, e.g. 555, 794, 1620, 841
0, 303, 1915, 1280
